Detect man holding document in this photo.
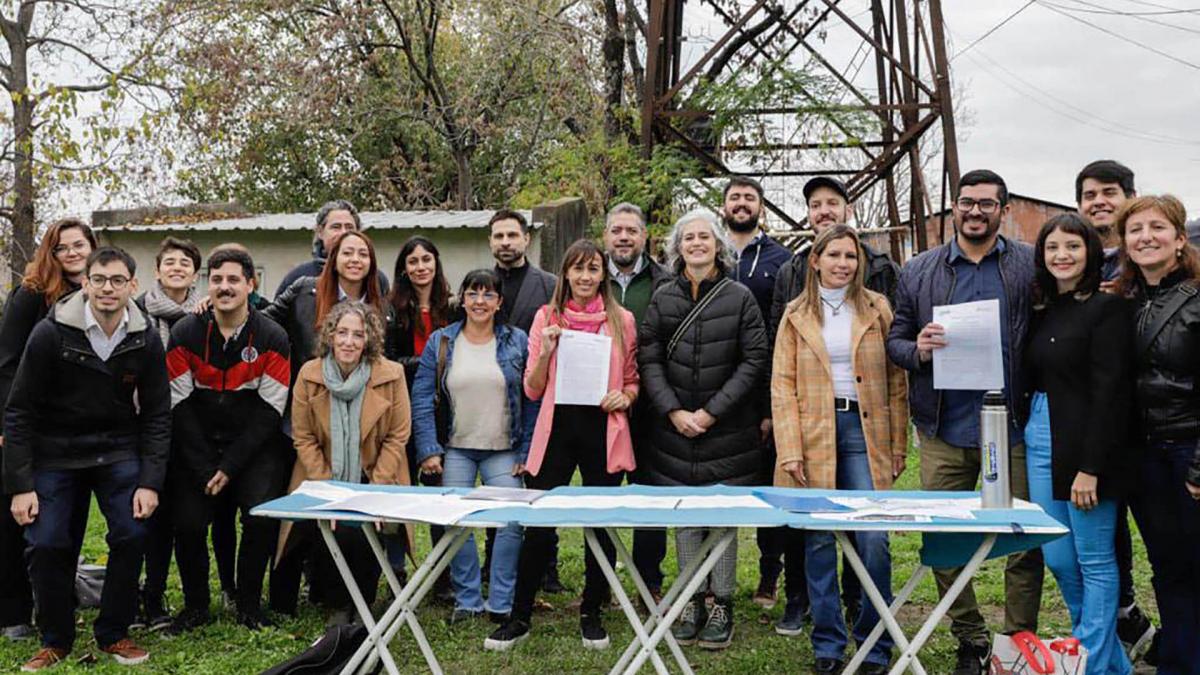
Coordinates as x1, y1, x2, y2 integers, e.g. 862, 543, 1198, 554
886, 170, 1043, 675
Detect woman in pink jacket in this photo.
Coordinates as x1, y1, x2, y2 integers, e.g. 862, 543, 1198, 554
485, 239, 639, 653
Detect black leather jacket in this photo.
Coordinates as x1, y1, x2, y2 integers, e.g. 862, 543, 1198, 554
1132, 270, 1200, 484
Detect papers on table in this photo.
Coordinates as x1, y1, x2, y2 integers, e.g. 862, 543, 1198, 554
675, 495, 771, 509
932, 299, 1005, 391
820, 496, 979, 521
752, 492, 853, 513
532, 495, 683, 510
293, 480, 365, 502
311, 493, 491, 525
464, 486, 545, 503
554, 330, 612, 405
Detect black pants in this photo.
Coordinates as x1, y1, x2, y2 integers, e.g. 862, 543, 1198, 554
213, 495, 239, 594
142, 493, 173, 602
0, 493, 33, 627
1115, 500, 1136, 609
513, 406, 621, 622
278, 521, 381, 611
783, 530, 811, 609
172, 452, 286, 613
628, 421, 666, 591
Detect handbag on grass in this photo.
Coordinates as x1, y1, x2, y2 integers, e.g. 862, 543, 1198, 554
988, 631, 1088, 675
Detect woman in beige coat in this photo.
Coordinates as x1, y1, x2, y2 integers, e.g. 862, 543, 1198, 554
770, 225, 908, 674
281, 301, 411, 624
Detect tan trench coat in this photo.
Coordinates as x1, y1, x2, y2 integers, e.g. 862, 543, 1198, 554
770, 290, 908, 490
276, 357, 412, 561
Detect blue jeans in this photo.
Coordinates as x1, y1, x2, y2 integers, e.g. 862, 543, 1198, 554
1129, 439, 1200, 675
806, 410, 894, 665
1024, 393, 1131, 675
441, 448, 523, 613
25, 459, 147, 650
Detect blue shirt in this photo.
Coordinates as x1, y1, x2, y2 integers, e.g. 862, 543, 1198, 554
937, 237, 1014, 448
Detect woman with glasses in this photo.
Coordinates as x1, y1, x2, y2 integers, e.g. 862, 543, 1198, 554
0, 217, 97, 641
411, 269, 538, 624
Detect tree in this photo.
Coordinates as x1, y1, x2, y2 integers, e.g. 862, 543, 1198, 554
0, 1, 177, 285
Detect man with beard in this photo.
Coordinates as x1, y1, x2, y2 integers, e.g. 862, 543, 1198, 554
602, 203, 672, 601
721, 177, 793, 611
1075, 160, 1135, 283
166, 248, 291, 633
1074, 160, 1158, 663
886, 170, 1043, 674
274, 200, 389, 298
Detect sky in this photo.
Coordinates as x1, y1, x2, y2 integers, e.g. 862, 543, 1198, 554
679, 0, 1200, 217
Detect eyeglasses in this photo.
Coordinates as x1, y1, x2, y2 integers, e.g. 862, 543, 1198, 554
955, 198, 1001, 214
88, 274, 130, 289
464, 290, 499, 302
53, 241, 90, 256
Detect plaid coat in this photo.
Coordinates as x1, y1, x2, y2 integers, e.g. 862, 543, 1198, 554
770, 289, 908, 490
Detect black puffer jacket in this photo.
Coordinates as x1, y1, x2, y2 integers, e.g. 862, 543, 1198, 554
1131, 270, 1200, 484
263, 276, 320, 385
638, 273, 769, 486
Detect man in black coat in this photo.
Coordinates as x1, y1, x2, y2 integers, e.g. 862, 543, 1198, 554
5, 247, 170, 670
166, 248, 291, 633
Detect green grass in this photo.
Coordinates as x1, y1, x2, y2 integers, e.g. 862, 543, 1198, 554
0, 451, 1158, 673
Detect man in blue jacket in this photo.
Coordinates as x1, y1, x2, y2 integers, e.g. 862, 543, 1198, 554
5, 247, 171, 671
886, 170, 1043, 675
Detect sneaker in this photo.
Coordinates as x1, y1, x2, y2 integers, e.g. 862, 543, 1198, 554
542, 568, 567, 594
143, 595, 172, 632
813, 657, 845, 674
3, 623, 36, 641
487, 611, 510, 625
671, 595, 707, 646
166, 607, 211, 636
953, 640, 991, 675
237, 606, 274, 630
484, 619, 530, 652
20, 647, 69, 672
774, 601, 809, 636
580, 614, 610, 651
697, 597, 734, 650
1116, 605, 1155, 661
752, 576, 778, 609
449, 608, 482, 625
100, 638, 150, 666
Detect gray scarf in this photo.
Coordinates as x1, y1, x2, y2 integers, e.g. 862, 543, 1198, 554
322, 354, 371, 483
143, 282, 200, 345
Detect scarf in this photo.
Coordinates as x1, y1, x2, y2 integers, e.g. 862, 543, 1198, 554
322, 354, 372, 483
560, 296, 607, 334
143, 282, 200, 345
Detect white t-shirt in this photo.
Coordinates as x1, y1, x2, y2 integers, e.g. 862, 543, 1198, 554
819, 285, 857, 401
446, 333, 511, 450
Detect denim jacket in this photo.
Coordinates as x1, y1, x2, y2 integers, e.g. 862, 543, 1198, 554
411, 320, 540, 464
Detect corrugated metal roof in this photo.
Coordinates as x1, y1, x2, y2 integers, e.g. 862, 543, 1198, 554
94, 209, 536, 233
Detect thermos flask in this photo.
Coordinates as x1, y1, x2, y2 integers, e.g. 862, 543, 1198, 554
980, 391, 1012, 509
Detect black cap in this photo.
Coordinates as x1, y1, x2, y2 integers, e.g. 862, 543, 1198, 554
803, 176, 850, 203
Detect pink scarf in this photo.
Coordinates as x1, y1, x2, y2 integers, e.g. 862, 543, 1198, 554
560, 296, 607, 334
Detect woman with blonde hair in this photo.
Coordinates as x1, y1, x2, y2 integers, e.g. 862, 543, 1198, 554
771, 225, 907, 674
283, 301, 411, 625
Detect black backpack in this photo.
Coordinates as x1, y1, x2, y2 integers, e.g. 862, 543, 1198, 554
260, 624, 383, 675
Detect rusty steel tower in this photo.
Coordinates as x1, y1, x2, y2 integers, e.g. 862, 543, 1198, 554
641, 0, 960, 252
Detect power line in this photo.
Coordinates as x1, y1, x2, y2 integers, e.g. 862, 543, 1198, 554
1049, 0, 1200, 35
1035, 1, 1200, 70
951, 1, 1036, 61
1115, 0, 1200, 14
1060, 0, 1200, 14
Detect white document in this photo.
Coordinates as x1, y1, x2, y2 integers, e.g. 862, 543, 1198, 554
827, 496, 977, 520
531, 495, 682, 510
554, 330, 612, 405
311, 493, 491, 525
933, 299, 1005, 391
676, 495, 771, 509
293, 480, 362, 502
812, 511, 935, 523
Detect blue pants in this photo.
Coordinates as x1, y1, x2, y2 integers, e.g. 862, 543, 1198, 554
1129, 439, 1200, 675
441, 448, 523, 613
806, 410, 894, 666
25, 459, 148, 651
1024, 393, 1130, 675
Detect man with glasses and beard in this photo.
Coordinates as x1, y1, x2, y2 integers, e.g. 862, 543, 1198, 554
721, 177, 793, 611
886, 170, 1043, 675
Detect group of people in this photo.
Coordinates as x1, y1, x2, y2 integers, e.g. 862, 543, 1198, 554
0, 160, 1195, 675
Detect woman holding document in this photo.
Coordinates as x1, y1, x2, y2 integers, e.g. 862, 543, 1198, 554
771, 225, 907, 674
1112, 195, 1200, 672
637, 210, 768, 651
285, 302, 411, 624
1022, 213, 1134, 675
485, 239, 638, 653
411, 269, 537, 624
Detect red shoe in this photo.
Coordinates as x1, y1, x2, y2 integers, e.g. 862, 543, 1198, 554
99, 638, 149, 666
20, 647, 70, 672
